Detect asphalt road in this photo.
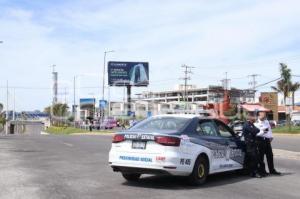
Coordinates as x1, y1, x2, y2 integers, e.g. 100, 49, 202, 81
0, 134, 300, 199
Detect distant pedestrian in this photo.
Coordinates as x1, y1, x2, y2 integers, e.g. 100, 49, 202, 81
89, 120, 93, 132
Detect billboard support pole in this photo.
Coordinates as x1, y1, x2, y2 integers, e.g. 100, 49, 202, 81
127, 85, 131, 116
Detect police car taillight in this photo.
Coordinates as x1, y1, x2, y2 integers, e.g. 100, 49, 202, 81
155, 136, 181, 146
112, 134, 125, 143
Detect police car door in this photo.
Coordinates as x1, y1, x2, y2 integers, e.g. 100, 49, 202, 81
213, 120, 244, 171
194, 119, 230, 172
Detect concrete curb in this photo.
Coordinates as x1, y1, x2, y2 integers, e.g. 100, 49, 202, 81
273, 133, 300, 136
71, 132, 115, 136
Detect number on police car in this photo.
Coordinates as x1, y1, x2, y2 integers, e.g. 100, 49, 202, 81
132, 141, 146, 149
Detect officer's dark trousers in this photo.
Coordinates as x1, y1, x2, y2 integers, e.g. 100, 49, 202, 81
257, 137, 275, 173
245, 143, 259, 175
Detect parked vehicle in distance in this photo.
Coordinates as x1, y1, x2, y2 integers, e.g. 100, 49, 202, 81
93, 120, 101, 130
101, 118, 117, 129
277, 120, 287, 127
292, 120, 300, 126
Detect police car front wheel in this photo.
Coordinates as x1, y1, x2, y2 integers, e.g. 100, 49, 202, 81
188, 156, 208, 186
122, 173, 141, 182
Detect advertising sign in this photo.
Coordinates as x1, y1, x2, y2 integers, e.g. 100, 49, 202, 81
79, 98, 96, 120
108, 61, 149, 86
99, 100, 107, 109
80, 98, 95, 109
260, 92, 278, 121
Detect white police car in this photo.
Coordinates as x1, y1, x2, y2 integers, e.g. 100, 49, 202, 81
108, 114, 245, 185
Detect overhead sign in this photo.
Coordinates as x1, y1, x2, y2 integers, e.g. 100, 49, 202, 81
99, 100, 107, 109
108, 61, 149, 86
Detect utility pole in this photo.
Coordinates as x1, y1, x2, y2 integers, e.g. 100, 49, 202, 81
102, 50, 114, 121
64, 87, 68, 104
5, 80, 9, 135
180, 65, 194, 109
50, 65, 57, 126
248, 74, 260, 90
102, 50, 114, 100
248, 74, 260, 102
73, 76, 76, 114
221, 72, 231, 91
220, 72, 231, 114
13, 88, 15, 121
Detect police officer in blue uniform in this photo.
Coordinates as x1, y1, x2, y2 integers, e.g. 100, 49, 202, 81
243, 112, 264, 178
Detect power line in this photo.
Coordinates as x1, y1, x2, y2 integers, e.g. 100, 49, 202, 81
255, 77, 281, 89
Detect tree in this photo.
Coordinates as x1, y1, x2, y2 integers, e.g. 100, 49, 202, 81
271, 63, 297, 131
44, 103, 69, 126
271, 63, 291, 105
44, 103, 69, 117
290, 82, 300, 109
0, 103, 5, 131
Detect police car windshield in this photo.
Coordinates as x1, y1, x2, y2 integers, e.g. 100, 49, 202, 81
130, 117, 191, 131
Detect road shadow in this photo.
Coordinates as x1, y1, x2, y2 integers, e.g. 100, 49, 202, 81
122, 170, 295, 190
122, 171, 252, 190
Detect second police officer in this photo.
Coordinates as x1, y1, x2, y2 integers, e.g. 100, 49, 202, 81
242, 112, 264, 178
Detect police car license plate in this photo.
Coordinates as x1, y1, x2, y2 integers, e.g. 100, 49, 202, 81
132, 141, 146, 149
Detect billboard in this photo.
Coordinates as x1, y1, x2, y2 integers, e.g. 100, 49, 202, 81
99, 100, 107, 109
108, 61, 149, 86
80, 98, 96, 119
259, 92, 278, 121
80, 98, 95, 110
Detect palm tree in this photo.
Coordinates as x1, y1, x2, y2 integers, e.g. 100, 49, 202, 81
271, 63, 291, 105
44, 103, 69, 117
44, 103, 69, 126
271, 63, 292, 130
290, 82, 300, 109
0, 103, 5, 131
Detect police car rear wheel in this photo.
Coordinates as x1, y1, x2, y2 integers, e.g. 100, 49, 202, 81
122, 173, 141, 182
188, 156, 208, 186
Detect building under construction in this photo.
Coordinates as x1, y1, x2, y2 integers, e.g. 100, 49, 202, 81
109, 85, 255, 118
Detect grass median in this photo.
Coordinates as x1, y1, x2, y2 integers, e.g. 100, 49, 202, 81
45, 126, 115, 135
272, 126, 300, 134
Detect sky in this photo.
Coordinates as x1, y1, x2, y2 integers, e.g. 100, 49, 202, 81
0, 0, 300, 111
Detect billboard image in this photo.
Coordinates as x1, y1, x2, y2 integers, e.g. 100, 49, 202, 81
108, 61, 149, 86
80, 98, 95, 109
80, 98, 96, 120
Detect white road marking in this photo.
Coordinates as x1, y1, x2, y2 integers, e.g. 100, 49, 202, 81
40, 131, 49, 135
273, 149, 300, 160
62, 142, 73, 147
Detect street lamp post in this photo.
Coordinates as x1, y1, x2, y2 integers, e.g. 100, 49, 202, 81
5, 80, 8, 135
102, 50, 114, 100
73, 74, 86, 124
102, 50, 114, 118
